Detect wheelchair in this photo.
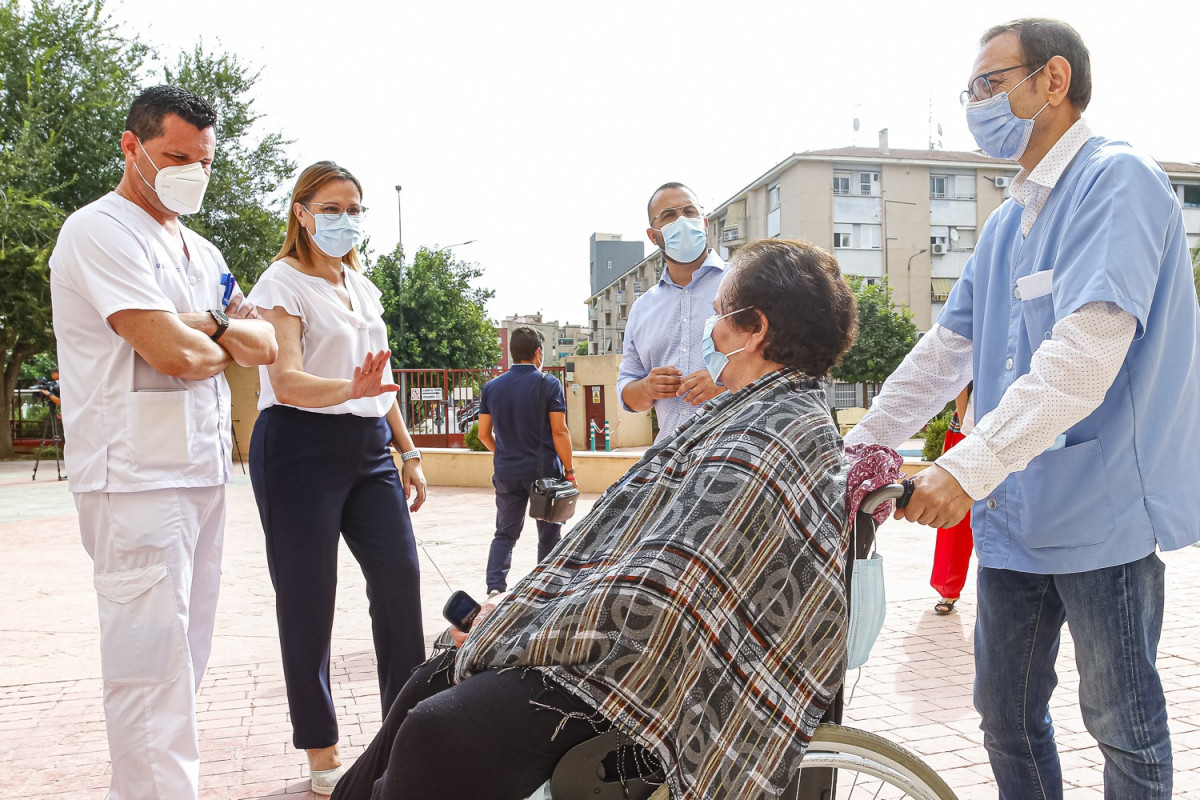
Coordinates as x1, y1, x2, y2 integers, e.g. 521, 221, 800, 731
531, 484, 958, 800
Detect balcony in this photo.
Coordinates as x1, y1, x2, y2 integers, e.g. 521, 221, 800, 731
720, 216, 749, 246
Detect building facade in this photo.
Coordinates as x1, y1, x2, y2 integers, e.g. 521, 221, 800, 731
585, 133, 1200, 350
584, 249, 664, 355
589, 233, 645, 296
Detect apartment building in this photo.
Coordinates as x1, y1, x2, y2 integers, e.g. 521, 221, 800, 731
585, 131, 1200, 349
584, 248, 664, 355
589, 233, 645, 295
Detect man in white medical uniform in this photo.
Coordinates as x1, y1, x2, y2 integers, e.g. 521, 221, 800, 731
49, 85, 278, 799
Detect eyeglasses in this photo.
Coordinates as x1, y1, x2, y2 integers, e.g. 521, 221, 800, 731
302, 202, 368, 219
960, 63, 1041, 105
651, 203, 703, 228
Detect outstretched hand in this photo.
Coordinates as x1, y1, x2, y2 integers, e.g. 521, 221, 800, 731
348, 350, 400, 400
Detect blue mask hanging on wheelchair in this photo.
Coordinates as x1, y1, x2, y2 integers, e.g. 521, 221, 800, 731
845, 509, 886, 670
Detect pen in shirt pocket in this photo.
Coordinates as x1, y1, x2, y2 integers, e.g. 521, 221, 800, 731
220, 273, 235, 307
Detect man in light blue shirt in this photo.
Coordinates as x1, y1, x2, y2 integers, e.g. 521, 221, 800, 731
618, 183, 726, 441
847, 19, 1200, 798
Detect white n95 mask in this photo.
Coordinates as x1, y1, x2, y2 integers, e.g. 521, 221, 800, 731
134, 137, 211, 215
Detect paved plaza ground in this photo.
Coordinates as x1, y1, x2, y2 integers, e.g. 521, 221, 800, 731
4, 457, 1200, 799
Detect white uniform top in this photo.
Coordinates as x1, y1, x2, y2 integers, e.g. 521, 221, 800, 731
248, 260, 393, 417
49, 192, 235, 493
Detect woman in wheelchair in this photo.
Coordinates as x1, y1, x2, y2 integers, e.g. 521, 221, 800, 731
331, 239, 860, 800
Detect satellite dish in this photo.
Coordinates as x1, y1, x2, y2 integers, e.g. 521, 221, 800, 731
937, 123, 944, 136
853, 118, 860, 132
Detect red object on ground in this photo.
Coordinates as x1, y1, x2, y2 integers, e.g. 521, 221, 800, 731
930, 423, 974, 600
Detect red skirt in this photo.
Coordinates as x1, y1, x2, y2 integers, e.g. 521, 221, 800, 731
930, 427, 974, 599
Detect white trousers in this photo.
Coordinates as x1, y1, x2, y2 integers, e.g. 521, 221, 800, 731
76, 486, 225, 800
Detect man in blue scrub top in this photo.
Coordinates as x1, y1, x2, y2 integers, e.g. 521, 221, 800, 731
618, 183, 726, 442
846, 18, 1200, 799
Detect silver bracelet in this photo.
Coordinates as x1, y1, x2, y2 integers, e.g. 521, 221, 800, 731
400, 448, 422, 462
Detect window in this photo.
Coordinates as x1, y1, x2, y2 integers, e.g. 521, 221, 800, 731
955, 174, 976, 199
833, 173, 851, 195
618, 304, 626, 317
1184, 185, 1200, 208
859, 172, 878, 196
857, 224, 881, 249
767, 183, 781, 238
930, 175, 948, 199
834, 232, 851, 248
605, 312, 611, 326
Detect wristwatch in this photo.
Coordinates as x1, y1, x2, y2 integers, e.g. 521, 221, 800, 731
208, 307, 230, 342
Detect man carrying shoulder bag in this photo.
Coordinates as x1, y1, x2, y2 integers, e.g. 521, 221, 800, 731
477, 327, 577, 595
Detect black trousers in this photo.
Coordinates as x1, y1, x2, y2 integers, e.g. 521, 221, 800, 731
486, 476, 562, 593
331, 650, 609, 800
250, 406, 425, 750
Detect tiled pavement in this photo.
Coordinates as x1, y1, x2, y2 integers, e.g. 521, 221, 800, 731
4, 458, 1200, 799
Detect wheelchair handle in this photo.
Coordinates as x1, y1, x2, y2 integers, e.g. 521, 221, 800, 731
858, 479, 914, 515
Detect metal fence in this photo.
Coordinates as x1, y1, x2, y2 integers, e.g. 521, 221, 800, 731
8, 385, 59, 451
396, 367, 566, 447
824, 380, 882, 410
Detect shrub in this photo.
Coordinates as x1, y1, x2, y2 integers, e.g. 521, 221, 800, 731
464, 421, 488, 452
922, 409, 954, 462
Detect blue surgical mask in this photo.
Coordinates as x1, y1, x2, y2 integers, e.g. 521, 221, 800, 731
659, 215, 708, 264
964, 64, 1048, 161
305, 209, 364, 258
701, 306, 752, 384
846, 551, 886, 670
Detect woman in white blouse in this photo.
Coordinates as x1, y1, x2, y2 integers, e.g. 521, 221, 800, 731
247, 162, 426, 796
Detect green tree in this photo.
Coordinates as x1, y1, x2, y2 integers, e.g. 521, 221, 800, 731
576, 341, 589, 356
1192, 245, 1199, 299
0, 0, 147, 213
165, 45, 294, 287
367, 244, 500, 369
832, 277, 918, 406
0, 0, 145, 457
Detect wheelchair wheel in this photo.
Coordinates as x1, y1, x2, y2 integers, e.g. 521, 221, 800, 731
788, 723, 957, 800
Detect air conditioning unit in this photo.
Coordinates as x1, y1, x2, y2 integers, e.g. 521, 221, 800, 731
931, 243, 948, 255
994, 176, 1012, 188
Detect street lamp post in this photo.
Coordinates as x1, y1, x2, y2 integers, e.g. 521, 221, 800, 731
906, 248, 928, 311
394, 185, 402, 264
437, 239, 477, 253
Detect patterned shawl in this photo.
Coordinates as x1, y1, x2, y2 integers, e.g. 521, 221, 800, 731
455, 368, 850, 799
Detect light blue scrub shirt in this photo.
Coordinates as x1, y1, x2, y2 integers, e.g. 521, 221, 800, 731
939, 136, 1200, 574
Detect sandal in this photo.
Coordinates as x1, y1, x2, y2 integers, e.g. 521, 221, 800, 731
934, 598, 958, 615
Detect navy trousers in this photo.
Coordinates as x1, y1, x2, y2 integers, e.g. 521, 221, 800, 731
486, 477, 562, 593
250, 406, 424, 750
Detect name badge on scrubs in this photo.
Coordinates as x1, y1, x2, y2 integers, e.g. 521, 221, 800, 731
1016, 270, 1053, 301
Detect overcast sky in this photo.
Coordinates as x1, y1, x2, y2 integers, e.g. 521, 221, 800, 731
106, 0, 1200, 325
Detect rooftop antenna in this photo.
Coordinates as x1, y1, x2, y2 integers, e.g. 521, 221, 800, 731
928, 96, 944, 150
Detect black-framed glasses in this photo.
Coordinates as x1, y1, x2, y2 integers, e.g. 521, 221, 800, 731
651, 203, 703, 228
302, 202, 368, 219
960, 63, 1040, 105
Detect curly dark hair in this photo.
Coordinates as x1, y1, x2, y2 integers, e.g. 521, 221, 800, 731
722, 239, 857, 378
125, 85, 217, 140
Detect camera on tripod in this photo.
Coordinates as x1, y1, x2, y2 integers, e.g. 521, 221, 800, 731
32, 376, 58, 401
